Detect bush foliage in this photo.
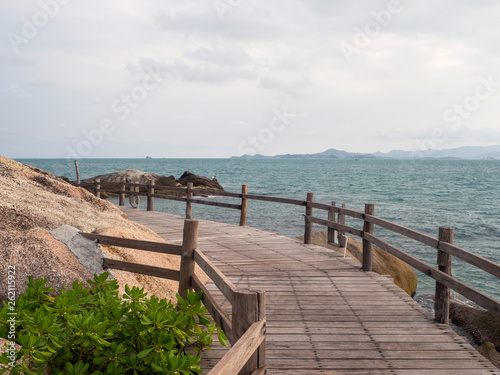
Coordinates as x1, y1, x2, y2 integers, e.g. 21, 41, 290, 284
0, 273, 227, 374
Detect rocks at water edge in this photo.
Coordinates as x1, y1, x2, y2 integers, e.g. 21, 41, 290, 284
80, 169, 180, 188
177, 171, 223, 190
79, 170, 224, 193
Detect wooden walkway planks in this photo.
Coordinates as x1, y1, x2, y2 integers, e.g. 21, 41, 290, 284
119, 208, 499, 374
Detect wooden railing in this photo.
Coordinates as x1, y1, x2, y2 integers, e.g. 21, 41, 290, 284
80, 219, 266, 375
74, 180, 500, 323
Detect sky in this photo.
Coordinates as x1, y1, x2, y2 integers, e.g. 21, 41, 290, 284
1, 0, 500, 158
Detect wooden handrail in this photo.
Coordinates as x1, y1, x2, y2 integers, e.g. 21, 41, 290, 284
80, 232, 182, 255
193, 248, 237, 304
206, 320, 266, 375
192, 275, 233, 343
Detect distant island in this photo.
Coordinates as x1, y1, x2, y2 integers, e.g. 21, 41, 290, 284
231, 145, 500, 160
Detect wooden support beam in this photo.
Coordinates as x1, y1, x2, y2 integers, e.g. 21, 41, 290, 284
304, 192, 314, 244
362, 203, 375, 272
232, 289, 266, 375
240, 184, 248, 226
435, 226, 453, 324
74, 160, 80, 185
186, 182, 193, 220
147, 179, 155, 211
328, 201, 336, 244
119, 177, 125, 206
178, 219, 198, 299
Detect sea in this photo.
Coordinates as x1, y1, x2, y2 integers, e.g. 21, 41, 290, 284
17, 158, 500, 307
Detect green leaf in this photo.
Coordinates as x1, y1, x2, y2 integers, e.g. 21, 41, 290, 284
137, 347, 154, 359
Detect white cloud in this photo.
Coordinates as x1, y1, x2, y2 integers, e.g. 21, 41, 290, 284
1, 0, 500, 158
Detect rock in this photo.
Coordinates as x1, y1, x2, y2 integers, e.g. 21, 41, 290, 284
0, 155, 209, 302
177, 171, 224, 190
478, 342, 500, 368
50, 225, 106, 276
80, 169, 180, 188
0, 229, 94, 300
57, 176, 70, 183
295, 231, 418, 297
450, 300, 500, 351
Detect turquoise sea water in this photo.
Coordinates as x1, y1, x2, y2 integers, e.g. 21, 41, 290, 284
17, 158, 500, 303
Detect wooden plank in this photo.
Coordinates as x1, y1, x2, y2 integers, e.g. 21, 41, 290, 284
305, 215, 363, 237
151, 194, 187, 202
102, 258, 180, 281
79, 232, 182, 255
190, 198, 242, 210
192, 274, 233, 343
194, 249, 236, 304
207, 320, 265, 375
242, 194, 306, 206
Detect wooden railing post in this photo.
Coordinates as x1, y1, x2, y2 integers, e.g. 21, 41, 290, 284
186, 182, 193, 219
119, 177, 125, 206
129, 182, 134, 207
74, 160, 80, 186
338, 203, 346, 248
304, 192, 314, 244
362, 203, 375, 271
435, 226, 454, 324
328, 201, 336, 244
95, 178, 101, 198
147, 179, 155, 211
178, 219, 199, 299
239, 184, 248, 226
135, 182, 140, 207
232, 289, 266, 375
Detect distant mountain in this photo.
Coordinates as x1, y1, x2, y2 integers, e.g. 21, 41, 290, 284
232, 145, 500, 160
374, 145, 500, 160
233, 148, 375, 159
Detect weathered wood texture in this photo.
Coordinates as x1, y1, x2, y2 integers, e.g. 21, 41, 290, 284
120, 207, 498, 374
240, 184, 248, 227
435, 227, 453, 324
178, 219, 198, 299
362, 203, 375, 271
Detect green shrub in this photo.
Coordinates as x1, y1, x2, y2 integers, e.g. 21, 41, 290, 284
0, 273, 227, 374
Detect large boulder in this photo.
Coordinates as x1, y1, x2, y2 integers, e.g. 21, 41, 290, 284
295, 231, 418, 297
177, 171, 223, 190
80, 169, 180, 188
0, 156, 208, 302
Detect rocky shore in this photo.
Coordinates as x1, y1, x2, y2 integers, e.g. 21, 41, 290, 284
0, 156, 208, 302
79, 169, 224, 198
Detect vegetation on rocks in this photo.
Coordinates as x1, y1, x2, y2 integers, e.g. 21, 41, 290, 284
0, 273, 227, 374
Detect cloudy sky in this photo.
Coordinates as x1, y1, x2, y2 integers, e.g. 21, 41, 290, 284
1, 0, 500, 158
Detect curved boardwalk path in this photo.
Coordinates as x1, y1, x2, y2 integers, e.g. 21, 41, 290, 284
120, 207, 498, 374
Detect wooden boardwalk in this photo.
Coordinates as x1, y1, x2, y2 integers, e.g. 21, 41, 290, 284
120, 207, 498, 374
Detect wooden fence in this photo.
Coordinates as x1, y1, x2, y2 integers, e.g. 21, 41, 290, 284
75, 179, 500, 323
80, 219, 266, 375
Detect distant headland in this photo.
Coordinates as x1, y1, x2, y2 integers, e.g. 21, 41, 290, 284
231, 145, 500, 160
